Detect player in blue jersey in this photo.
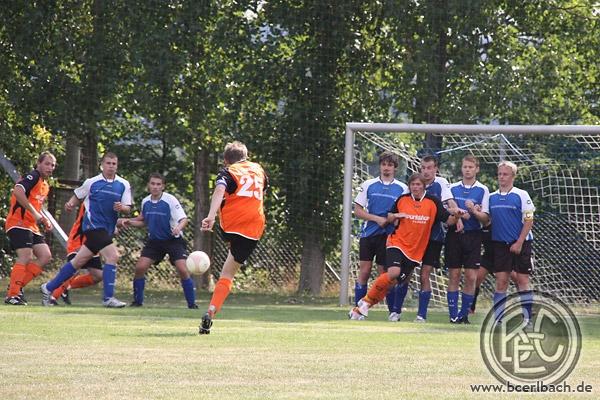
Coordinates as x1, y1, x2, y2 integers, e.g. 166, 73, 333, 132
116, 173, 195, 308
413, 155, 457, 322
445, 155, 490, 324
353, 151, 408, 321
489, 161, 535, 324
41, 152, 132, 308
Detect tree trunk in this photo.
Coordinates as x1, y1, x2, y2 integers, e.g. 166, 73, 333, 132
193, 146, 213, 290
57, 140, 81, 233
297, 231, 325, 295
82, 131, 98, 178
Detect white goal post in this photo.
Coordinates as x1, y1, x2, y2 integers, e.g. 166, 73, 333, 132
340, 123, 600, 306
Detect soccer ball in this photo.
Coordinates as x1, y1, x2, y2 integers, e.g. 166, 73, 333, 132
186, 251, 211, 275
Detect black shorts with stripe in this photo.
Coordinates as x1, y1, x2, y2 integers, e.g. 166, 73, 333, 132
359, 234, 387, 266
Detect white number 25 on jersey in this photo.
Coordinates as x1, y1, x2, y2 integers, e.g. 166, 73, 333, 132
238, 175, 264, 200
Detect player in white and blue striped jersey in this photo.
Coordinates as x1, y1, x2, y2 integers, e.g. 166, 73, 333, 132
117, 173, 195, 308
489, 161, 535, 324
353, 151, 408, 321
445, 155, 490, 324
42, 152, 132, 308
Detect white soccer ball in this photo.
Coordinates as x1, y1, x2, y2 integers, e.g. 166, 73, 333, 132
186, 251, 211, 275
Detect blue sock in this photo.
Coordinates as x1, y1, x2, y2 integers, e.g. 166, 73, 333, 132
354, 282, 367, 306
46, 262, 77, 292
102, 264, 117, 301
417, 290, 432, 319
447, 290, 459, 320
181, 278, 196, 307
133, 277, 145, 305
386, 284, 398, 313
394, 283, 409, 313
459, 292, 475, 319
520, 290, 533, 320
493, 291, 507, 322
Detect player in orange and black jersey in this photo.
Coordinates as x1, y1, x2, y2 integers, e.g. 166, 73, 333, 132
198, 141, 267, 334
4, 152, 56, 305
49, 204, 103, 305
349, 173, 461, 319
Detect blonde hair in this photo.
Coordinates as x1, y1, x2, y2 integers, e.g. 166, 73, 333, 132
498, 160, 518, 176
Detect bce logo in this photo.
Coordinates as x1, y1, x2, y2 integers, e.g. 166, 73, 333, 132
480, 291, 581, 385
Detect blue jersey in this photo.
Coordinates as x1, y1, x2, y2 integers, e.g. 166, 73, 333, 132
425, 176, 453, 242
354, 177, 408, 237
141, 192, 187, 241
75, 174, 132, 235
449, 180, 490, 232
489, 187, 535, 243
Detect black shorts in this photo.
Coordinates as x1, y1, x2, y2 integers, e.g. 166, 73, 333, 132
422, 240, 443, 268
82, 229, 113, 255
67, 252, 102, 270
480, 226, 494, 272
445, 230, 482, 269
493, 241, 533, 275
140, 237, 188, 266
7, 228, 46, 250
223, 232, 258, 264
359, 234, 387, 266
385, 247, 420, 284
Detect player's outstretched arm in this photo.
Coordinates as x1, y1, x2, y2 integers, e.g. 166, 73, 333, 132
202, 184, 226, 231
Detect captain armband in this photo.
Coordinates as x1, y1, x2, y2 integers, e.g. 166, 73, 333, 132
523, 211, 534, 221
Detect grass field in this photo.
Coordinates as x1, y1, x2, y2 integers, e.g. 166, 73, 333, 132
1, 285, 599, 400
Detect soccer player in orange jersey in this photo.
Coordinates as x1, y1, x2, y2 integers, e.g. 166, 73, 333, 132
4, 152, 56, 305
49, 204, 103, 305
349, 173, 460, 319
198, 141, 267, 334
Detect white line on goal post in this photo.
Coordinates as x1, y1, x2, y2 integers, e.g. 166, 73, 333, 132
340, 123, 600, 306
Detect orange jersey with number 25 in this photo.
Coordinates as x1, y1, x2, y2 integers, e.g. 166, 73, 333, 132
219, 161, 266, 240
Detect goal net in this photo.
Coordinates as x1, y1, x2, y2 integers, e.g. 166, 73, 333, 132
341, 123, 600, 307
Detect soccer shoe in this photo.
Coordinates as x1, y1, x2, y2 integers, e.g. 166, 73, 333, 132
102, 297, 127, 308
414, 315, 426, 323
61, 289, 71, 305
348, 307, 365, 320
129, 301, 143, 307
199, 312, 213, 334
356, 299, 370, 317
449, 316, 460, 324
388, 312, 401, 322
188, 303, 199, 309
49, 297, 59, 306
4, 296, 27, 306
459, 316, 471, 325
40, 283, 52, 306
19, 289, 28, 305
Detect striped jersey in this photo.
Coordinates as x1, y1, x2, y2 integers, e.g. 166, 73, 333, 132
74, 173, 132, 235
489, 187, 535, 243
354, 177, 408, 237
449, 180, 490, 232
141, 192, 187, 241
425, 176, 453, 242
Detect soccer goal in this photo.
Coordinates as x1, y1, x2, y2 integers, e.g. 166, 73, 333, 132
340, 123, 600, 307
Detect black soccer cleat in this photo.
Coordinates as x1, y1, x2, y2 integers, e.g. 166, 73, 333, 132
129, 301, 143, 307
19, 289, 28, 305
199, 312, 213, 335
188, 303, 199, 309
61, 289, 71, 305
5, 296, 27, 306
459, 315, 471, 325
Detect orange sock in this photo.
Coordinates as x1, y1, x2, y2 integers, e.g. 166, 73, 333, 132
70, 274, 96, 289
364, 272, 396, 307
21, 262, 43, 288
208, 277, 233, 316
7, 263, 27, 297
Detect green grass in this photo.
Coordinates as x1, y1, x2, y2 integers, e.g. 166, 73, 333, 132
1, 286, 599, 400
